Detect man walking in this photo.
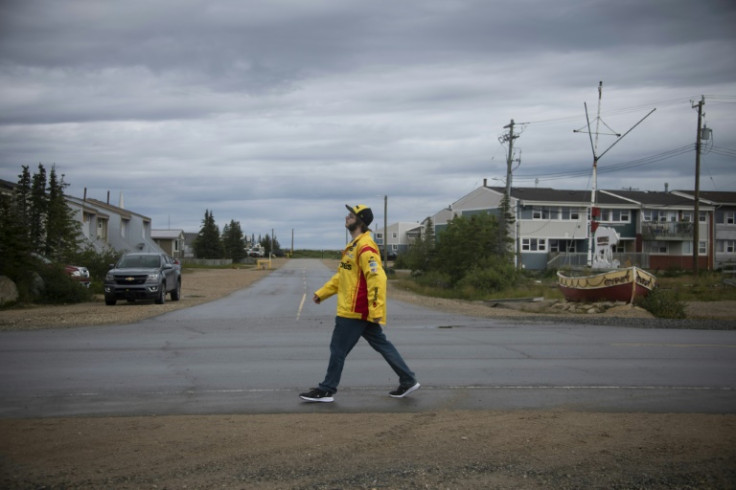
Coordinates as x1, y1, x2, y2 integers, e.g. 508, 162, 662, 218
299, 204, 420, 403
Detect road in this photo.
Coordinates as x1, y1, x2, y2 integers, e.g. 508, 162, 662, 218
1, 259, 735, 417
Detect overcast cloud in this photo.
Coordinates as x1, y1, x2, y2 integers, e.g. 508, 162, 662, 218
1, 0, 735, 249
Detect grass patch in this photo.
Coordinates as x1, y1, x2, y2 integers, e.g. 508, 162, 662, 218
391, 269, 735, 303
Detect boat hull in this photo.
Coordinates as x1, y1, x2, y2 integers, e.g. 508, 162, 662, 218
557, 267, 656, 303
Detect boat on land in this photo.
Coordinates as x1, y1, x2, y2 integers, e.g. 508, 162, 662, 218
556, 81, 657, 303
557, 266, 656, 303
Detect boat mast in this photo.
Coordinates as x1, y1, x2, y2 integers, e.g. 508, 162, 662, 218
574, 81, 656, 268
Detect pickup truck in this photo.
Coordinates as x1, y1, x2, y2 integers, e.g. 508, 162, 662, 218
104, 252, 181, 305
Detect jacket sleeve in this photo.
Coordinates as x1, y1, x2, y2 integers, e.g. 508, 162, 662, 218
314, 272, 339, 301
358, 246, 387, 322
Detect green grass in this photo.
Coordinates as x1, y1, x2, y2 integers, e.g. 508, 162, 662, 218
653, 271, 736, 301
390, 269, 736, 303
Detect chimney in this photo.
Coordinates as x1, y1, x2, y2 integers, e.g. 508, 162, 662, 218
664, 183, 669, 193
107, 191, 110, 204
83, 187, 87, 201
483, 178, 487, 187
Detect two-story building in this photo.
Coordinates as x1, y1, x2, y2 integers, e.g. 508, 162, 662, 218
152, 229, 186, 259
422, 180, 721, 272
672, 190, 736, 269
601, 189, 714, 271
66, 193, 163, 254
374, 222, 422, 259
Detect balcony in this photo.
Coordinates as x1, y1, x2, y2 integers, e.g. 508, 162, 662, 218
641, 222, 694, 240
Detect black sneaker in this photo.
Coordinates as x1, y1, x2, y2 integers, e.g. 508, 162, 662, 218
299, 388, 334, 403
389, 382, 421, 398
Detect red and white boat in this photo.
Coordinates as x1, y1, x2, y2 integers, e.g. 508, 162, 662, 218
557, 266, 656, 303
557, 82, 658, 304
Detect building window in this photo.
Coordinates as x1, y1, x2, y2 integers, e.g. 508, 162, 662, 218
549, 239, 576, 252
699, 240, 707, 255
699, 211, 707, 223
717, 240, 735, 253
561, 208, 580, 220
598, 209, 631, 223
522, 238, 546, 252
645, 241, 668, 254
725, 211, 735, 225
97, 219, 108, 241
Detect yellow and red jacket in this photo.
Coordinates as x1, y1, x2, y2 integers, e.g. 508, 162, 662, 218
315, 231, 387, 324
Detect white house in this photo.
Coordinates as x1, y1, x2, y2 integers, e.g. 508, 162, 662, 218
65, 194, 163, 255
375, 222, 422, 258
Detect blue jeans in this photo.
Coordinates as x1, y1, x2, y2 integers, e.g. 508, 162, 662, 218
318, 316, 417, 394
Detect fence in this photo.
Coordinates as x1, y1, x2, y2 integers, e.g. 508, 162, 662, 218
182, 258, 233, 267
548, 252, 650, 270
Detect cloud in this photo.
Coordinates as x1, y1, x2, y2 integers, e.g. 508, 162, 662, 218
1, 0, 735, 249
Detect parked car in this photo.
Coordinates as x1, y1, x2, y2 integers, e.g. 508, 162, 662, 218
104, 252, 181, 305
31, 253, 91, 288
248, 246, 265, 257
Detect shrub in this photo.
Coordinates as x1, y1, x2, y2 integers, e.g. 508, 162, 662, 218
414, 270, 452, 290
34, 264, 92, 304
456, 266, 512, 293
69, 247, 120, 293
635, 287, 686, 319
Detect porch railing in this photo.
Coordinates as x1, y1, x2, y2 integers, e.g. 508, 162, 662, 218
547, 252, 650, 269
641, 222, 694, 240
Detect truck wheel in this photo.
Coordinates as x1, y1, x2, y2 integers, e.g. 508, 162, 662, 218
155, 282, 166, 304
105, 295, 117, 306
171, 279, 181, 301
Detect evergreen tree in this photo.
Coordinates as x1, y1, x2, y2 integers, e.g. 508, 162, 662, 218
193, 210, 223, 259
222, 219, 246, 261
29, 164, 47, 253
0, 193, 31, 280
14, 165, 31, 243
259, 233, 281, 256
44, 166, 80, 261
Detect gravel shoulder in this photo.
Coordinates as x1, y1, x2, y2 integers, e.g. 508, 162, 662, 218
1, 259, 735, 489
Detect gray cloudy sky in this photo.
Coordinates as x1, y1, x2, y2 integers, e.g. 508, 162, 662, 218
1, 0, 735, 249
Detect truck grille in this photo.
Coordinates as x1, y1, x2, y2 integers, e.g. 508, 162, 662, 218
114, 275, 147, 285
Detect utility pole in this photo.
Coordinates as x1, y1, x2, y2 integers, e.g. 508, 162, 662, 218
500, 119, 520, 267
692, 96, 705, 276
502, 119, 518, 199
383, 195, 388, 264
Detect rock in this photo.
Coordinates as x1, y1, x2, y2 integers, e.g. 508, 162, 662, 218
30, 272, 44, 297
0, 276, 19, 305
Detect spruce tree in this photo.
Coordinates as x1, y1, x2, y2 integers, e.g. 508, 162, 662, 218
222, 219, 246, 261
29, 164, 47, 253
44, 166, 80, 261
14, 165, 31, 243
194, 210, 223, 259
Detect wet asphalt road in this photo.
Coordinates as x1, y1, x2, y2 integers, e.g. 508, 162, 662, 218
1, 259, 735, 417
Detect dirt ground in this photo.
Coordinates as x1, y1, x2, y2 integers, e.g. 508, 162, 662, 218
1, 260, 735, 489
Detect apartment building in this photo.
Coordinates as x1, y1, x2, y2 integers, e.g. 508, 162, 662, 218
424, 180, 724, 271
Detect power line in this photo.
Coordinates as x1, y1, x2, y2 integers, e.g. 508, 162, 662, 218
514, 144, 694, 182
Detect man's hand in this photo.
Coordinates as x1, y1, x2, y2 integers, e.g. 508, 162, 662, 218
373, 317, 382, 324
313, 294, 321, 304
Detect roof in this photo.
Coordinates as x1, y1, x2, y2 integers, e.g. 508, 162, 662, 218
604, 190, 708, 207
488, 186, 631, 206
152, 229, 185, 239
673, 190, 736, 206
